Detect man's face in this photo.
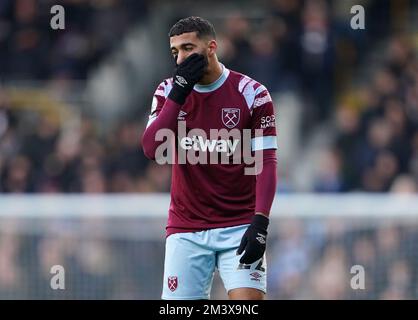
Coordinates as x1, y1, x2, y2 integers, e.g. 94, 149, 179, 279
169, 32, 210, 66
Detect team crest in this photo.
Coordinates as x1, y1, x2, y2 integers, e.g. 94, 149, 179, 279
222, 108, 240, 128
168, 276, 178, 292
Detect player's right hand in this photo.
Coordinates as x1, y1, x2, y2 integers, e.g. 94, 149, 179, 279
168, 53, 207, 105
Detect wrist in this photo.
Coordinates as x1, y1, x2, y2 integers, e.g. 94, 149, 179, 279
168, 87, 188, 105
251, 213, 269, 231
255, 212, 269, 218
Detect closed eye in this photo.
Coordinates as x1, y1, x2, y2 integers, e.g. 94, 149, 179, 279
170, 42, 196, 57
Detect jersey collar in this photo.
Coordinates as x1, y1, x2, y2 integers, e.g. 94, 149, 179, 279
193, 63, 230, 93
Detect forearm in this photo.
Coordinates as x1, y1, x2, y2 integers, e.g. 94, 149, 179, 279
237, 150, 276, 264
142, 54, 207, 160
141, 98, 181, 160
255, 149, 278, 217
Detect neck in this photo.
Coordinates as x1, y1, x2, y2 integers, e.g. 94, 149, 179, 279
197, 59, 223, 85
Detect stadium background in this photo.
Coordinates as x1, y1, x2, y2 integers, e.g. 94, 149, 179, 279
0, 0, 417, 299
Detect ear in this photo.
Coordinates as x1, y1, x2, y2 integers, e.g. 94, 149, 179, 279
207, 39, 217, 57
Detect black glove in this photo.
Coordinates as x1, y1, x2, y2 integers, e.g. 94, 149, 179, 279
168, 53, 207, 105
237, 214, 269, 264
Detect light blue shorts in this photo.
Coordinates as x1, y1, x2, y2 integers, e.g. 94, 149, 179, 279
161, 224, 267, 300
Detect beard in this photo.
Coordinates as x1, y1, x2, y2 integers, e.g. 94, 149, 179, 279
201, 52, 210, 74
194, 50, 210, 81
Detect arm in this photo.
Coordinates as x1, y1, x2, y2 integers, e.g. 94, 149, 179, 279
255, 149, 278, 217
237, 83, 278, 264
141, 98, 182, 160
141, 53, 207, 160
237, 149, 278, 264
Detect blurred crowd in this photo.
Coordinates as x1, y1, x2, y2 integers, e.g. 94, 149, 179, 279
0, 218, 166, 299
313, 36, 418, 192
218, 0, 337, 123
0, 218, 417, 299
267, 219, 418, 299
216, 0, 390, 127
0, 104, 171, 192
0, 0, 159, 194
0, 0, 148, 80
2, 0, 415, 194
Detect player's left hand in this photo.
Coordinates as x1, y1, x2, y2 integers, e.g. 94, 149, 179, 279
237, 214, 269, 264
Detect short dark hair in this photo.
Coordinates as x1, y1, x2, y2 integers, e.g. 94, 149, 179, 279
168, 16, 216, 40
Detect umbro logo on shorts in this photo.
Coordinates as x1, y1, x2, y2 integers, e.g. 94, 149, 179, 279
250, 272, 262, 281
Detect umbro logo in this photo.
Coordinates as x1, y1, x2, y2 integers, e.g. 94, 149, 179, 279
177, 110, 187, 120
256, 233, 266, 244
175, 75, 188, 87
250, 272, 262, 281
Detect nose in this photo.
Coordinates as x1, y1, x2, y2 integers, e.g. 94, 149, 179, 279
176, 52, 189, 65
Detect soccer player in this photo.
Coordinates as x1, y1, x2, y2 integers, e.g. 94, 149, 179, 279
141, 16, 277, 300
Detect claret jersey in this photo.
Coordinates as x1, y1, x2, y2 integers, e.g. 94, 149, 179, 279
146, 64, 277, 236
